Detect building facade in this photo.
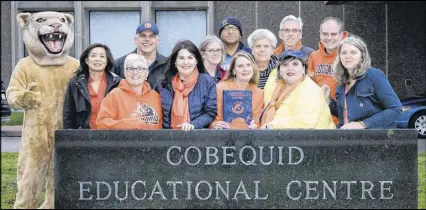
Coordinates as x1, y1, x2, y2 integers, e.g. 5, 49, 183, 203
1, 1, 425, 99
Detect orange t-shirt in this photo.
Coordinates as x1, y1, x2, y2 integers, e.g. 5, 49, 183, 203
88, 72, 107, 129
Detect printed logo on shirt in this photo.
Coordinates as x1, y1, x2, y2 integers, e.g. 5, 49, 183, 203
315, 64, 335, 76
130, 102, 159, 125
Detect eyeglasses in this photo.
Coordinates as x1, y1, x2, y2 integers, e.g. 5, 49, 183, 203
321, 32, 339, 38
223, 25, 239, 32
126, 67, 148, 73
280, 28, 301, 34
205, 49, 222, 54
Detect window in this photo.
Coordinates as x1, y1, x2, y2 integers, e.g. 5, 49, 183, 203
24, 11, 75, 58
89, 11, 140, 60
156, 10, 207, 56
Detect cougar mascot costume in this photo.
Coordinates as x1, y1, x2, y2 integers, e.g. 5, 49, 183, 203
6, 12, 79, 209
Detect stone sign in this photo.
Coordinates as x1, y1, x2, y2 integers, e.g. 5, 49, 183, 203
55, 129, 418, 209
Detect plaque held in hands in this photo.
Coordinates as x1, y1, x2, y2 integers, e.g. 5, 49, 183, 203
223, 90, 252, 129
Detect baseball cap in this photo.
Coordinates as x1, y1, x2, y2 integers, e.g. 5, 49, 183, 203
136, 21, 159, 35
279, 50, 304, 60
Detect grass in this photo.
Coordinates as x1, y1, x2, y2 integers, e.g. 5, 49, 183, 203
1, 152, 45, 209
1, 112, 24, 126
419, 152, 426, 209
1, 152, 425, 208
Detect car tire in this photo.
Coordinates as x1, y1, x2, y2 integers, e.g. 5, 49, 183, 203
408, 111, 426, 139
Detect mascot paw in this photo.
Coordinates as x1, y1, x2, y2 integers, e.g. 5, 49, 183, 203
23, 82, 42, 109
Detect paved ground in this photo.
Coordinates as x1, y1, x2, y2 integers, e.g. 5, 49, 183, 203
1, 137, 20, 152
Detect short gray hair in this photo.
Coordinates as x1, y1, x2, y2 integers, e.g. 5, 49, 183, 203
320, 17, 344, 33
124, 53, 148, 69
198, 35, 226, 65
333, 36, 371, 85
279, 15, 303, 33
247, 29, 278, 49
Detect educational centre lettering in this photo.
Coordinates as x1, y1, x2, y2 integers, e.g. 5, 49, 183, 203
77, 145, 393, 202
54, 129, 418, 209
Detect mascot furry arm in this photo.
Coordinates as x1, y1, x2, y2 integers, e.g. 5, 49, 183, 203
6, 12, 80, 209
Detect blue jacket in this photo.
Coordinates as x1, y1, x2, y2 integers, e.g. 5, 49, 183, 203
154, 73, 217, 129
331, 67, 402, 129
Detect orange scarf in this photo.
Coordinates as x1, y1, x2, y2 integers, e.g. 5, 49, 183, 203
171, 68, 199, 129
260, 76, 305, 126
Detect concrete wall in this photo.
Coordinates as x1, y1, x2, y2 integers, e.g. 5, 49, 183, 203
213, 1, 426, 98
1, 1, 12, 88
2, 1, 425, 98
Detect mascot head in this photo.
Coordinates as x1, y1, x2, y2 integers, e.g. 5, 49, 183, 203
17, 11, 75, 66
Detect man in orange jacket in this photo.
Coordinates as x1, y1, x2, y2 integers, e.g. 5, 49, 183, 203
307, 17, 349, 125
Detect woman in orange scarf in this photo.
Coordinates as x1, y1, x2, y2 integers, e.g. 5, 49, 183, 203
154, 40, 217, 131
211, 51, 264, 129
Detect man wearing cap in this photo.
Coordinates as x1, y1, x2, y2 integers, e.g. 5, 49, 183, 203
111, 21, 167, 88
218, 16, 252, 71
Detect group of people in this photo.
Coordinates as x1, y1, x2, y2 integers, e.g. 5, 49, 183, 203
63, 15, 403, 131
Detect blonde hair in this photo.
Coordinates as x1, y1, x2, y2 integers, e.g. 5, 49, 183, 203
333, 36, 371, 85
226, 51, 259, 85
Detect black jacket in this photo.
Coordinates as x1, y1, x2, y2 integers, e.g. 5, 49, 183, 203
111, 49, 167, 88
63, 70, 121, 129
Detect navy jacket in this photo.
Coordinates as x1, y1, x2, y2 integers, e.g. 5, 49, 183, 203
154, 73, 217, 129
330, 67, 402, 129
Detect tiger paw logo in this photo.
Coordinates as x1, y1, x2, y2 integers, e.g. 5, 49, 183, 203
231, 101, 244, 114
130, 102, 159, 125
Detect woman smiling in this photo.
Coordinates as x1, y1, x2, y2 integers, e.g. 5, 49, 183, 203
154, 40, 217, 131
96, 53, 162, 129
63, 43, 121, 129
260, 50, 335, 129
211, 51, 264, 129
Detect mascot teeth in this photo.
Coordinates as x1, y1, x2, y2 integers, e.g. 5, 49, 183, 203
40, 33, 66, 54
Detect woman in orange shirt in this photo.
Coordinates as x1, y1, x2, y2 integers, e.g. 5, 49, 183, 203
96, 53, 162, 129
211, 51, 264, 129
